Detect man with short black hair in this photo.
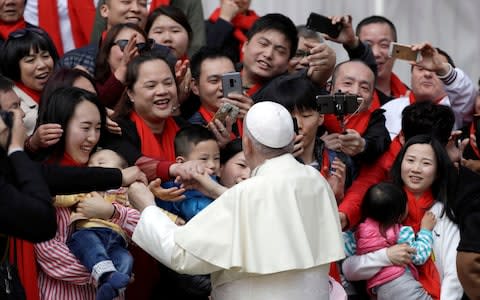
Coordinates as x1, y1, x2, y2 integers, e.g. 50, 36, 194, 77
356, 15, 409, 107
242, 13, 336, 97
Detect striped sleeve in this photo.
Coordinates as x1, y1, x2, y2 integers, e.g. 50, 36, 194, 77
398, 226, 434, 265
111, 203, 140, 237
34, 207, 92, 284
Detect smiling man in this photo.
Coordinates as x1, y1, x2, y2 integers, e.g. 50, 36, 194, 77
381, 43, 476, 139
242, 13, 336, 97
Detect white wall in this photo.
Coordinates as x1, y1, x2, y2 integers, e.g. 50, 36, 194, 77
202, 0, 480, 88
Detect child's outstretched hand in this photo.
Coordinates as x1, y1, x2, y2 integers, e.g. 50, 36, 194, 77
148, 178, 186, 202
421, 211, 437, 231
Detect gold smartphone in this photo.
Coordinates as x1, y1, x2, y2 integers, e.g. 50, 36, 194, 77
389, 42, 420, 62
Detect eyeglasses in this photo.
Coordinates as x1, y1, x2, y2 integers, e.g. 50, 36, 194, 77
114, 39, 154, 53
8, 27, 46, 40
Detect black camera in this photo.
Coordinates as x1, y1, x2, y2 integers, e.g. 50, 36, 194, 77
0, 110, 13, 129
315, 92, 361, 116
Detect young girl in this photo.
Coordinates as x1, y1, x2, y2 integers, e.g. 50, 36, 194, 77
352, 182, 436, 299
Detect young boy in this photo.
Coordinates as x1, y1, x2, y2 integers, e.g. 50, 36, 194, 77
154, 125, 220, 221
53, 149, 136, 300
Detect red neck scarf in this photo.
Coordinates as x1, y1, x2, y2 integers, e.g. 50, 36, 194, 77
198, 105, 243, 138
15, 81, 41, 104
130, 111, 179, 161
209, 8, 259, 61
149, 0, 171, 12
371, 73, 409, 110
245, 83, 262, 97
58, 152, 84, 167
319, 148, 330, 178
38, 0, 96, 55
323, 110, 371, 135
9, 238, 39, 300
0, 18, 26, 40
470, 122, 480, 159
403, 188, 441, 300
409, 90, 446, 105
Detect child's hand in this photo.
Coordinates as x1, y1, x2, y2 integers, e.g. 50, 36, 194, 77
421, 211, 437, 231
76, 192, 114, 220
148, 178, 186, 202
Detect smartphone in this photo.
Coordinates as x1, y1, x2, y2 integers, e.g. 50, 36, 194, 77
221, 72, 243, 98
306, 12, 342, 38
212, 102, 239, 124
389, 42, 420, 62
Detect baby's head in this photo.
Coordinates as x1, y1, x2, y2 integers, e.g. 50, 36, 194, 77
88, 149, 128, 169
361, 182, 408, 230
174, 125, 220, 175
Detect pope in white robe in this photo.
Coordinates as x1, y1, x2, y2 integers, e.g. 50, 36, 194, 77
129, 101, 345, 300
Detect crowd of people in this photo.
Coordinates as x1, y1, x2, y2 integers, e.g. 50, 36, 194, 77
0, 0, 479, 299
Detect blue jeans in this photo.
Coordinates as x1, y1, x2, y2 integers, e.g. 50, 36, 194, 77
67, 227, 133, 276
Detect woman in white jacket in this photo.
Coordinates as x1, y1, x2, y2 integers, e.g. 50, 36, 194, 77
342, 135, 463, 299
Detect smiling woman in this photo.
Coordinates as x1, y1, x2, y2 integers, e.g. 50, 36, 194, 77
0, 27, 59, 135
102, 51, 188, 166
35, 87, 106, 165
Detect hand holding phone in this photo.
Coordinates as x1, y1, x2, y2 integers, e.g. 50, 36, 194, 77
212, 102, 239, 124
389, 42, 420, 62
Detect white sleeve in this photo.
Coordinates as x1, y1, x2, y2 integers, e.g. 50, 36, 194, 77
440, 67, 476, 128
341, 248, 391, 281
430, 205, 463, 300
132, 206, 222, 275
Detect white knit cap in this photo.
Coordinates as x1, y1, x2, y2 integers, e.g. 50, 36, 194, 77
245, 101, 294, 148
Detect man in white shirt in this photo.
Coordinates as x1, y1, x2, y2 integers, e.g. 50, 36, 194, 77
128, 101, 345, 300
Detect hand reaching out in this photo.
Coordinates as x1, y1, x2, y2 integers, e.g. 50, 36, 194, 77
148, 178, 186, 201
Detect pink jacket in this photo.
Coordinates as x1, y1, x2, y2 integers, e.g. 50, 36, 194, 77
355, 218, 407, 291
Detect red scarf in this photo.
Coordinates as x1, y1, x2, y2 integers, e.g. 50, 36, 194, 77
38, 0, 96, 55
323, 110, 371, 135
245, 83, 262, 97
15, 81, 41, 104
149, 0, 171, 12
9, 238, 39, 300
209, 8, 259, 60
198, 105, 243, 138
403, 189, 441, 300
130, 111, 178, 161
409, 91, 445, 105
371, 73, 408, 110
0, 18, 26, 40
319, 148, 330, 178
469, 122, 480, 159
